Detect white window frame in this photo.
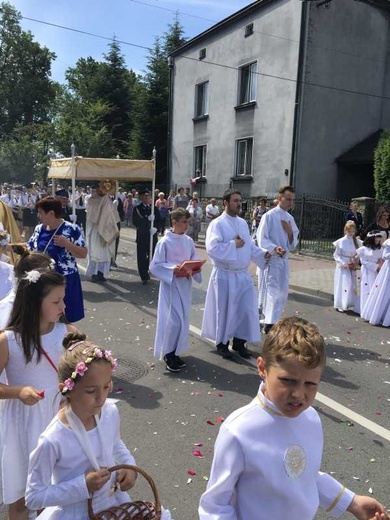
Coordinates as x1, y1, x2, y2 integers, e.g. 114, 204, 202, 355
235, 137, 253, 177
238, 61, 257, 105
193, 145, 207, 178
194, 81, 209, 118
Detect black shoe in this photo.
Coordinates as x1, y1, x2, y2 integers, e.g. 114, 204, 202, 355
111, 260, 118, 268
164, 355, 181, 372
174, 355, 186, 368
264, 324, 273, 334
141, 279, 148, 285
91, 275, 99, 283
232, 339, 251, 359
97, 272, 107, 282
216, 343, 233, 359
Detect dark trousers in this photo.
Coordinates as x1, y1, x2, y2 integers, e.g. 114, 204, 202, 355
76, 208, 86, 233
114, 222, 121, 259
136, 232, 157, 281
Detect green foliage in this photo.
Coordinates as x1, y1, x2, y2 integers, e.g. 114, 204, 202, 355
374, 130, 390, 201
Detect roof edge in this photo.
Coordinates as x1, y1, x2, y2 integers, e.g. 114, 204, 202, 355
170, 0, 279, 57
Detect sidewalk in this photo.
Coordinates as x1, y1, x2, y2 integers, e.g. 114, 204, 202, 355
120, 226, 335, 300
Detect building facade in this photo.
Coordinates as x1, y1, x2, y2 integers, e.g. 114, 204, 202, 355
169, 0, 390, 200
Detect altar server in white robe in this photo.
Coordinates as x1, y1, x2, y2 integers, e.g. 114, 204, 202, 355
201, 189, 269, 360
150, 208, 202, 373
199, 317, 387, 520
333, 221, 362, 314
256, 185, 299, 334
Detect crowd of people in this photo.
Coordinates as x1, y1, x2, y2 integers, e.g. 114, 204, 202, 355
0, 181, 388, 519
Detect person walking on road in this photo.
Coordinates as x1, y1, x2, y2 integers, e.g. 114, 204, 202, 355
257, 185, 299, 334
132, 188, 159, 284
201, 189, 269, 359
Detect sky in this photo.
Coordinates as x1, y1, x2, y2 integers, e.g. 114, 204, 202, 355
8, 0, 252, 83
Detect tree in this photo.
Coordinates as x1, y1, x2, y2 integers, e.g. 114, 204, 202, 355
374, 130, 390, 201
132, 19, 186, 186
0, 2, 56, 135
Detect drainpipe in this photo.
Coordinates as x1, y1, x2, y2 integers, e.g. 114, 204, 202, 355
167, 56, 174, 190
290, 0, 310, 188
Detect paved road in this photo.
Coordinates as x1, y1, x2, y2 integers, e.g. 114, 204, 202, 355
2, 228, 389, 520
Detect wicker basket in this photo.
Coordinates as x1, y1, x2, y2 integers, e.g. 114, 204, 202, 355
88, 465, 161, 520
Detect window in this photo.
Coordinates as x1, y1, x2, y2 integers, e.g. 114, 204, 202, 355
238, 62, 257, 105
235, 138, 253, 176
199, 48, 206, 60
245, 23, 254, 37
194, 145, 207, 178
195, 81, 209, 118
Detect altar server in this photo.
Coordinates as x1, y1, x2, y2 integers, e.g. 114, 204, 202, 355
201, 189, 269, 360
257, 185, 299, 334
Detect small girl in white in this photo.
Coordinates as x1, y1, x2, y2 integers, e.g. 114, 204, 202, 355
333, 221, 362, 313
361, 237, 390, 327
356, 231, 383, 315
26, 333, 171, 519
0, 267, 75, 520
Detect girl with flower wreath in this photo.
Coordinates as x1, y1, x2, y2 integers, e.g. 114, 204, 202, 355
26, 333, 171, 519
0, 268, 77, 520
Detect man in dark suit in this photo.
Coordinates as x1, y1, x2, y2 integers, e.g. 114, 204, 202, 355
132, 188, 159, 284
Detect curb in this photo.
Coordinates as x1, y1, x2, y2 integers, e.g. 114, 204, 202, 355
289, 284, 333, 301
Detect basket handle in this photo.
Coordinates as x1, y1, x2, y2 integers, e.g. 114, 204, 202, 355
87, 464, 162, 518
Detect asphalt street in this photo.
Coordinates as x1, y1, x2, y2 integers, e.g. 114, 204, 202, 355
72, 230, 390, 520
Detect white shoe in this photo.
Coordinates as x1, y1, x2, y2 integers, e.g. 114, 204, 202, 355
336, 308, 344, 313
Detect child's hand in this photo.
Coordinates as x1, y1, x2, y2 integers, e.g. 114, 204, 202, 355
116, 468, 137, 492
347, 494, 387, 520
19, 386, 44, 405
85, 468, 111, 493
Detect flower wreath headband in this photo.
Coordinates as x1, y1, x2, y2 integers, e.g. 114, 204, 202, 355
22, 262, 56, 284
62, 341, 118, 394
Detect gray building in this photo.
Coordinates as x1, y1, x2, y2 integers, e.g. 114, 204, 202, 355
168, 0, 390, 200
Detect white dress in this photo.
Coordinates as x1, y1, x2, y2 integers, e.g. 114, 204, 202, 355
356, 246, 382, 314
199, 383, 355, 519
361, 239, 390, 326
333, 235, 362, 313
201, 213, 267, 345
1, 323, 67, 504
0, 257, 13, 301
256, 206, 299, 325
149, 231, 201, 358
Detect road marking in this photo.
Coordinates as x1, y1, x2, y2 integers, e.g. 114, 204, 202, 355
189, 325, 390, 443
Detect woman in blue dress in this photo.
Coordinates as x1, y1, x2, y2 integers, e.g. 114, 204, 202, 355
27, 197, 87, 322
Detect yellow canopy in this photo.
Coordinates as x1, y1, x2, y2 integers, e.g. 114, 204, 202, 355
48, 156, 154, 182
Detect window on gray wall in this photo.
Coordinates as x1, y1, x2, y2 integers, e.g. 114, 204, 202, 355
238, 62, 257, 105
195, 81, 209, 118
235, 138, 253, 176
194, 145, 207, 177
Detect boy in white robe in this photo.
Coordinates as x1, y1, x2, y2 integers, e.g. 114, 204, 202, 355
201, 190, 269, 360
199, 317, 387, 520
257, 185, 299, 333
150, 208, 202, 372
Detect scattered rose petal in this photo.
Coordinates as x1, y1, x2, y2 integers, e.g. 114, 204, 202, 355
194, 443, 204, 447
203, 476, 209, 481
115, 387, 123, 394
346, 447, 353, 451
375, 411, 382, 415
192, 450, 203, 458
215, 416, 225, 423
187, 478, 192, 484
370, 458, 376, 463
206, 420, 215, 426
368, 487, 373, 494
218, 392, 223, 397
187, 470, 196, 476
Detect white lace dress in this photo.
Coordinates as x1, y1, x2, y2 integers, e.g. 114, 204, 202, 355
1, 323, 66, 504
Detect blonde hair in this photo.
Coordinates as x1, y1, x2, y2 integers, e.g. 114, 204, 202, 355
262, 317, 326, 369
344, 221, 358, 249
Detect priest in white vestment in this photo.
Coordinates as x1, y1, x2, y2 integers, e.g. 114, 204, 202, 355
201, 189, 269, 359
85, 189, 119, 282
257, 186, 299, 333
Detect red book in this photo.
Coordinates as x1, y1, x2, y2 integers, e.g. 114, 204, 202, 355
175, 259, 206, 277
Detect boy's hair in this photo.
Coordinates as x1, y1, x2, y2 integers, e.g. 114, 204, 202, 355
222, 189, 241, 203
262, 317, 326, 369
35, 197, 63, 218
363, 230, 382, 250
59, 332, 112, 392
6, 269, 65, 363
11, 246, 52, 279
278, 185, 295, 196
171, 208, 190, 222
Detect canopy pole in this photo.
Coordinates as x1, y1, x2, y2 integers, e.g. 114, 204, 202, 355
149, 147, 157, 262
71, 144, 76, 220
